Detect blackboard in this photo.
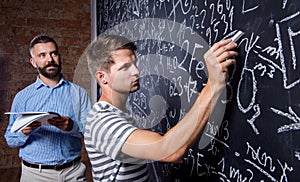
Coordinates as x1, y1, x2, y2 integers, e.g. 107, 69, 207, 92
95, 0, 300, 181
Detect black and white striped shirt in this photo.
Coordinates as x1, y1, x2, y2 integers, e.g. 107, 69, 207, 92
84, 101, 149, 181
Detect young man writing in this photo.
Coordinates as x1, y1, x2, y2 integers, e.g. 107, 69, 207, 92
84, 35, 238, 181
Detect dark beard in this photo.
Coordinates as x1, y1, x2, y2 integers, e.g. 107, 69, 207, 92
37, 61, 62, 78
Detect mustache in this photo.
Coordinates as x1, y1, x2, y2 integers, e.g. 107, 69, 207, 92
44, 62, 59, 68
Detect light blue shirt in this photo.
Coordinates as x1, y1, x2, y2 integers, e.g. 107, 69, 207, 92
5, 76, 91, 165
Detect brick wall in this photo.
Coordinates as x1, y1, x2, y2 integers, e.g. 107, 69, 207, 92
0, 0, 92, 169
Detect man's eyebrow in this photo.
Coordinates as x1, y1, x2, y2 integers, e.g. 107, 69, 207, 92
50, 50, 58, 54
118, 62, 131, 70
36, 50, 58, 56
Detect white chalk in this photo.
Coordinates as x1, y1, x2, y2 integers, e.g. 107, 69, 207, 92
230, 30, 244, 43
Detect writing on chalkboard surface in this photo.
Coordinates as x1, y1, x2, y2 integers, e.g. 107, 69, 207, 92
95, 0, 300, 181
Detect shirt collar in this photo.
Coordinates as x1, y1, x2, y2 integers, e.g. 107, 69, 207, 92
34, 75, 68, 89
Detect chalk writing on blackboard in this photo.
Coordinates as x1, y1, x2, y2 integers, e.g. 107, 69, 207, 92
94, 0, 300, 181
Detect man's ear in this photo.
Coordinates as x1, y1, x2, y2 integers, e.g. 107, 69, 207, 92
29, 58, 37, 68
95, 71, 108, 84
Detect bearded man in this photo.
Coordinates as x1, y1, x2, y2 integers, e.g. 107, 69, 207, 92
5, 35, 91, 182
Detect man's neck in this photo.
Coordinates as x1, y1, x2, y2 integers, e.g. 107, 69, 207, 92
99, 91, 129, 112
39, 74, 62, 88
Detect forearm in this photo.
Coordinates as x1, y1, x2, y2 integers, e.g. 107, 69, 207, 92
124, 38, 236, 161
160, 82, 224, 160
123, 82, 224, 162
4, 129, 29, 148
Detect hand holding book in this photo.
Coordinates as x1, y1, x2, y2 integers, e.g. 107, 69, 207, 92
47, 116, 74, 131
5, 112, 61, 133
21, 120, 42, 135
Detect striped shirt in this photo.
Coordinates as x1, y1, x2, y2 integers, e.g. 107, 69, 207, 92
84, 101, 149, 182
4, 76, 91, 165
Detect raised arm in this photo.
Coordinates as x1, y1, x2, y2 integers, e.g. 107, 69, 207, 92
122, 39, 238, 162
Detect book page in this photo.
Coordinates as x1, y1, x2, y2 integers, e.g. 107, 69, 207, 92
5, 112, 60, 132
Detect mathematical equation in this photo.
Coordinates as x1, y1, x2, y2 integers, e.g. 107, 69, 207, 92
96, 0, 300, 181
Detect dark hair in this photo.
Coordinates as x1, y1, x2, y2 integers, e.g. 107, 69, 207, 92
29, 35, 58, 57
86, 34, 137, 76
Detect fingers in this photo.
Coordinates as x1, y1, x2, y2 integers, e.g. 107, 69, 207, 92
205, 39, 238, 67
21, 116, 73, 134
222, 58, 236, 68
22, 121, 41, 135
203, 39, 239, 88
48, 116, 73, 131
210, 38, 232, 52
205, 39, 238, 62
48, 117, 66, 126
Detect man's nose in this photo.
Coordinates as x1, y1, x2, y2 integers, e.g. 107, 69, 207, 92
46, 53, 55, 62
132, 64, 140, 76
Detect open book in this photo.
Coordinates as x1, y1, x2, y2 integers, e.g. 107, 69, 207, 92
5, 112, 61, 133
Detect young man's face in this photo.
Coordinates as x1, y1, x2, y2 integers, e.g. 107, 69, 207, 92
30, 42, 61, 78
108, 49, 140, 94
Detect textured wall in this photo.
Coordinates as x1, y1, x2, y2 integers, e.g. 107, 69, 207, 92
0, 0, 91, 168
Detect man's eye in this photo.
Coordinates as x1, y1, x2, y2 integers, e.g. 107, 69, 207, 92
121, 67, 129, 71
121, 64, 130, 70
38, 53, 46, 58
51, 52, 58, 57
